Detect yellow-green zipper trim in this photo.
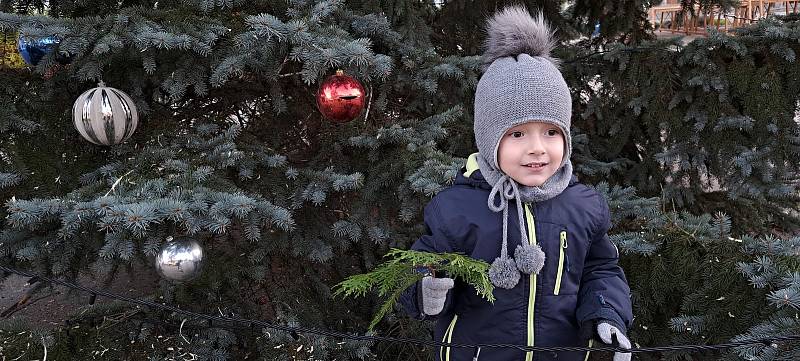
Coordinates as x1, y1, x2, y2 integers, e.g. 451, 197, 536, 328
554, 230, 568, 295
440, 314, 458, 361
583, 339, 594, 361
524, 204, 537, 361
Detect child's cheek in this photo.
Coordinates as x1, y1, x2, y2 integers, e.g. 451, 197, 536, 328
496, 138, 513, 173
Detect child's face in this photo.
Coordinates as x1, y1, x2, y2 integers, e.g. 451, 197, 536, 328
497, 121, 564, 187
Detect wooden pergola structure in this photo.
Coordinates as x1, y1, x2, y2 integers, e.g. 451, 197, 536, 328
650, 0, 800, 35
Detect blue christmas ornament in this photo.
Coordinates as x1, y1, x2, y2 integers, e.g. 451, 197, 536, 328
591, 21, 601, 38
17, 35, 71, 66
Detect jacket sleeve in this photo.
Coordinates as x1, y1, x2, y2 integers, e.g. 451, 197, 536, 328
576, 197, 634, 338
398, 198, 457, 321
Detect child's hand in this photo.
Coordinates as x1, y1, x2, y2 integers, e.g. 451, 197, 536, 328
597, 322, 631, 361
420, 276, 454, 316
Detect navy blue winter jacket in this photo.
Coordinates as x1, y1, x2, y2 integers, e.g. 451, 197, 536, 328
399, 154, 633, 361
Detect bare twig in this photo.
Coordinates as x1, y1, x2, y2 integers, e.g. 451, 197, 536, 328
98, 309, 142, 330
363, 84, 373, 126
278, 71, 302, 78
1, 283, 52, 318
41, 335, 48, 361
179, 318, 191, 344
104, 169, 134, 197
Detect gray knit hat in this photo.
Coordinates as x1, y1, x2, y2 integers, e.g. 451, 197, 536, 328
475, 6, 574, 289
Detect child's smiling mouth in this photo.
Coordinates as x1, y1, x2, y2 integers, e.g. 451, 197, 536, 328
523, 162, 548, 169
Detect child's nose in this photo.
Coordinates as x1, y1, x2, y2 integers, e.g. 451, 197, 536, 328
527, 135, 546, 155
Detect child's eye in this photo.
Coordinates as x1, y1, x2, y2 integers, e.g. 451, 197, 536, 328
509, 131, 524, 138
546, 129, 560, 136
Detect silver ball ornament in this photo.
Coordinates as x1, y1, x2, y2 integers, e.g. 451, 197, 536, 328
72, 81, 139, 146
155, 237, 204, 282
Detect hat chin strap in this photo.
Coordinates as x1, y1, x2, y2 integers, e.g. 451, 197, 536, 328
476, 152, 573, 204
486, 175, 530, 289
488, 175, 529, 262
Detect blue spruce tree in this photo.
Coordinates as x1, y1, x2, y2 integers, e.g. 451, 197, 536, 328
0, 1, 798, 360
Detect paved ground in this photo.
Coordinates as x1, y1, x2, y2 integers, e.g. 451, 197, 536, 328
1, 266, 160, 330
653, 30, 703, 44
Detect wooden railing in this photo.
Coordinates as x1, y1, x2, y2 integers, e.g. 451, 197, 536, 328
650, 0, 800, 35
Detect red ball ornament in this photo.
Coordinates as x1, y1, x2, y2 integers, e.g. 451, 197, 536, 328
316, 70, 366, 123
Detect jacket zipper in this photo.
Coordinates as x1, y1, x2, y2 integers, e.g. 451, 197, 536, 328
583, 339, 594, 361
440, 314, 458, 361
523, 204, 537, 361
554, 230, 569, 295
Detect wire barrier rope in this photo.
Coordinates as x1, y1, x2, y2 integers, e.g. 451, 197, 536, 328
2, 265, 799, 356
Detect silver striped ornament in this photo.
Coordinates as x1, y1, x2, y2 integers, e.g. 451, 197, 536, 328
72, 81, 138, 145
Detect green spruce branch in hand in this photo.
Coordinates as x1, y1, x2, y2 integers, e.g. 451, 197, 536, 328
333, 249, 494, 331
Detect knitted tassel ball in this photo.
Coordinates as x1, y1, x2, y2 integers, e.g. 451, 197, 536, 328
514, 244, 546, 275
489, 257, 520, 289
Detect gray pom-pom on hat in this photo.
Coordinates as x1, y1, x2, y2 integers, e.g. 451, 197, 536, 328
514, 244, 546, 275
481, 6, 559, 71
489, 257, 520, 289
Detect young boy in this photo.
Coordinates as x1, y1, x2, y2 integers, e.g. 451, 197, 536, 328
399, 6, 633, 361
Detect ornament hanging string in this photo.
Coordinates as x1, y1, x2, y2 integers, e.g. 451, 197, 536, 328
1, 264, 798, 354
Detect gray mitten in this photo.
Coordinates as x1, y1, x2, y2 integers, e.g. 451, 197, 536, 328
420, 276, 454, 316
597, 322, 632, 361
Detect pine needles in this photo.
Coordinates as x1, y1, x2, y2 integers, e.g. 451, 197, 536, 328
333, 249, 493, 331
